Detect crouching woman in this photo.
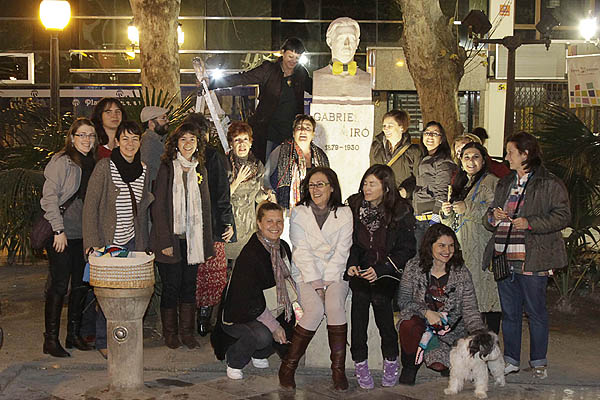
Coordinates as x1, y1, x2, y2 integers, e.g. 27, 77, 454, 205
216, 202, 296, 380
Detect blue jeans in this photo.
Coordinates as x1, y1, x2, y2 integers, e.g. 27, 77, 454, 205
497, 272, 549, 368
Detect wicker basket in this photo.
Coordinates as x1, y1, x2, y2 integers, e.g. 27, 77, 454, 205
89, 251, 155, 289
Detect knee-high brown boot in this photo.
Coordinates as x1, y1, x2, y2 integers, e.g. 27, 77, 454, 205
278, 325, 315, 389
160, 308, 181, 349
327, 324, 348, 391
179, 303, 200, 349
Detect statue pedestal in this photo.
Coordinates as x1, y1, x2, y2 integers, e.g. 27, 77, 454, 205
95, 287, 153, 391
304, 292, 383, 370
310, 103, 374, 201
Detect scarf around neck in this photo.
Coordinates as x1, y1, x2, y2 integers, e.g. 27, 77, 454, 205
256, 231, 293, 322
172, 152, 205, 265
229, 151, 259, 184
110, 147, 143, 183
359, 199, 384, 236
77, 151, 95, 200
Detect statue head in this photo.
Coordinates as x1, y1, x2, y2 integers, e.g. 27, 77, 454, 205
326, 17, 360, 65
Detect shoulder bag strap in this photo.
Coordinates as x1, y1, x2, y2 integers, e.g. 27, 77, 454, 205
498, 173, 532, 254
386, 144, 411, 168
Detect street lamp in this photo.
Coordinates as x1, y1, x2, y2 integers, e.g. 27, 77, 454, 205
579, 12, 598, 43
39, 0, 71, 127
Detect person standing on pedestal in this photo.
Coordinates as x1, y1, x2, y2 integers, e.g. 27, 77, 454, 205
370, 110, 421, 198
208, 38, 312, 163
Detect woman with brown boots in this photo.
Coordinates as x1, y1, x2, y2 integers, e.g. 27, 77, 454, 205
150, 123, 214, 349
278, 167, 353, 390
40, 118, 98, 357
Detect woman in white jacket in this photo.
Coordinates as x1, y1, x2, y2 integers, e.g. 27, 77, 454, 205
278, 166, 353, 391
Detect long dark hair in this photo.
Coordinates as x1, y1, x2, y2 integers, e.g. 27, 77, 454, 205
419, 223, 464, 274
162, 122, 206, 167
297, 166, 343, 213
90, 97, 127, 146
60, 117, 98, 167
450, 142, 490, 202
355, 164, 413, 227
420, 120, 451, 159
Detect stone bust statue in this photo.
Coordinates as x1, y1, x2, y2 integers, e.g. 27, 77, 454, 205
312, 17, 372, 105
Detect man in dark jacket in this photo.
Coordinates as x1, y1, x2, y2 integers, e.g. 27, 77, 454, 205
209, 37, 312, 163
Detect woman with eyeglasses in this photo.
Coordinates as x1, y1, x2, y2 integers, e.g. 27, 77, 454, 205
345, 164, 416, 389
412, 121, 456, 247
90, 97, 127, 159
279, 167, 353, 391
83, 120, 154, 359
265, 114, 329, 213
40, 118, 98, 357
370, 110, 421, 199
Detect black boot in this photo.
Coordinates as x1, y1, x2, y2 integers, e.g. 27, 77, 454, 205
43, 292, 70, 358
65, 286, 93, 351
196, 306, 212, 337
398, 351, 420, 385
179, 303, 200, 349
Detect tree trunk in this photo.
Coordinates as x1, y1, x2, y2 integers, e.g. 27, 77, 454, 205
130, 0, 181, 105
396, 0, 466, 141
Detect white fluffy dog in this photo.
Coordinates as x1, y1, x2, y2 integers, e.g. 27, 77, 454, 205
444, 331, 505, 399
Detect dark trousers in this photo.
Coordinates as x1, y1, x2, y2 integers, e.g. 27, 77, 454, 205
157, 239, 198, 308
222, 320, 274, 369
350, 287, 399, 362
46, 238, 86, 297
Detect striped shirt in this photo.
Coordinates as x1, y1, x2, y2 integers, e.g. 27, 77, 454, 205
110, 161, 146, 246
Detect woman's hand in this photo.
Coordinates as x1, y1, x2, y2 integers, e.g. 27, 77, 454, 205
162, 247, 174, 257
512, 217, 529, 230
441, 201, 453, 215
493, 207, 509, 221
85, 246, 100, 256
230, 165, 253, 194
53, 233, 67, 253
272, 326, 288, 345
222, 226, 234, 242
347, 266, 360, 277
399, 188, 408, 199
452, 201, 466, 214
360, 267, 377, 283
266, 189, 277, 203
315, 288, 325, 304
425, 310, 442, 326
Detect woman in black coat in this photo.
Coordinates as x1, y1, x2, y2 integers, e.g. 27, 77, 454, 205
345, 164, 417, 388
214, 202, 295, 380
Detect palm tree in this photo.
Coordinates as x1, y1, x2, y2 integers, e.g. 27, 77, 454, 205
535, 102, 600, 311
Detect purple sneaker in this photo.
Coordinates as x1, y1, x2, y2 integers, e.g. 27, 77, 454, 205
382, 358, 399, 387
355, 360, 374, 389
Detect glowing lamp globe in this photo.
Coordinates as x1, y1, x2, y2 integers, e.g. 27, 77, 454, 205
40, 0, 71, 30
579, 16, 597, 42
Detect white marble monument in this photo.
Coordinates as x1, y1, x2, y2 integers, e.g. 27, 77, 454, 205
310, 17, 374, 201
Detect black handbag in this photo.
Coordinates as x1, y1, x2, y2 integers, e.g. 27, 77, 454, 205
30, 195, 77, 250
492, 175, 531, 281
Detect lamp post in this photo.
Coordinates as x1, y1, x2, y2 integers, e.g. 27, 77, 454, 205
462, 10, 559, 143
39, 0, 71, 128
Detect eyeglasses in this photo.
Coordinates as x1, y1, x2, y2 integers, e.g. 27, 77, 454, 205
72, 133, 95, 140
308, 182, 330, 189
295, 125, 313, 132
423, 130, 442, 137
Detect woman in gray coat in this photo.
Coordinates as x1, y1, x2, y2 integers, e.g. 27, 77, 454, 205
396, 223, 484, 385
441, 142, 501, 333
41, 118, 97, 357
